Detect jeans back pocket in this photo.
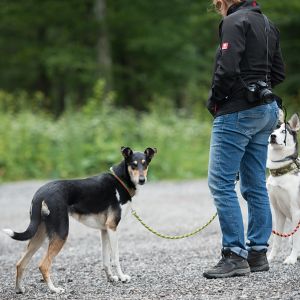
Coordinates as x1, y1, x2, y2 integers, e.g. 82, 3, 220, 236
237, 105, 268, 136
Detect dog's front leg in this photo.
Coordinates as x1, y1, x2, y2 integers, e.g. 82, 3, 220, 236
268, 209, 285, 262
107, 228, 131, 282
100, 230, 118, 282
284, 211, 300, 265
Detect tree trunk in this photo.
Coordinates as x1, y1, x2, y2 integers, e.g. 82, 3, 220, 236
94, 0, 113, 91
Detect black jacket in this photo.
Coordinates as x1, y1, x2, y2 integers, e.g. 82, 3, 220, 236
207, 0, 285, 117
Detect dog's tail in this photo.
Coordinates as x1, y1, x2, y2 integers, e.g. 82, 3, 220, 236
3, 200, 50, 241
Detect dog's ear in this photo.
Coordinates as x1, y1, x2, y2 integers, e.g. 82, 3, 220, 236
144, 147, 157, 161
278, 109, 285, 125
288, 113, 300, 132
121, 146, 133, 159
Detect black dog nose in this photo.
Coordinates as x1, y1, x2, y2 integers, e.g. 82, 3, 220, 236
139, 176, 145, 184
270, 134, 277, 143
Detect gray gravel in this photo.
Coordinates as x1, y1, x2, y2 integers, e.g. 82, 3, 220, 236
0, 180, 300, 300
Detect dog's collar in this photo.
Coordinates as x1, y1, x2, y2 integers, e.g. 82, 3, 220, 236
269, 159, 300, 177
109, 167, 136, 198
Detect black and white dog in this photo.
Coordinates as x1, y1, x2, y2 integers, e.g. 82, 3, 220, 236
3, 146, 157, 294
267, 112, 300, 264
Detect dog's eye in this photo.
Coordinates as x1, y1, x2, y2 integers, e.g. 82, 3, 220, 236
131, 162, 138, 169
281, 129, 286, 134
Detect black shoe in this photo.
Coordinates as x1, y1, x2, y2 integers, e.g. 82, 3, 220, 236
203, 250, 250, 279
247, 250, 269, 272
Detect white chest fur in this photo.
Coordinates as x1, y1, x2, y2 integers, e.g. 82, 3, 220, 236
70, 202, 131, 230
267, 173, 300, 220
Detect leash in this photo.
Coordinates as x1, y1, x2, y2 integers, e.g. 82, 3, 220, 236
131, 208, 218, 240
109, 166, 218, 239
272, 222, 300, 238
132, 206, 300, 239
109, 168, 298, 239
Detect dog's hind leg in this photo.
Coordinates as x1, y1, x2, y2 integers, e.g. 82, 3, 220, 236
268, 210, 285, 262
107, 228, 131, 283
15, 224, 47, 294
39, 236, 66, 293
101, 229, 118, 282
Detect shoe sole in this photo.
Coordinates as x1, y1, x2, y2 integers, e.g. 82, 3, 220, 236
249, 264, 269, 273
203, 268, 250, 279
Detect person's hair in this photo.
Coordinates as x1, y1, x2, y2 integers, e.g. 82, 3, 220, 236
213, 0, 241, 15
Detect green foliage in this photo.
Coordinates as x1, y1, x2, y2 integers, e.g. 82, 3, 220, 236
0, 0, 98, 115
0, 0, 299, 182
0, 90, 46, 113
108, 0, 211, 109
83, 79, 116, 115
0, 1, 298, 115
260, 0, 300, 112
0, 103, 211, 182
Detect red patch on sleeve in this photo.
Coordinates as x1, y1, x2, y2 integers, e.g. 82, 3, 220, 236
221, 42, 229, 50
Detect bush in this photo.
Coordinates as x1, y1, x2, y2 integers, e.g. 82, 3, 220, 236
0, 104, 211, 182
0, 90, 47, 114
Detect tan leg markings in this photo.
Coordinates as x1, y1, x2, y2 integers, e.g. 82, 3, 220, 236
16, 224, 46, 294
105, 217, 117, 231
105, 209, 118, 231
39, 236, 66, 293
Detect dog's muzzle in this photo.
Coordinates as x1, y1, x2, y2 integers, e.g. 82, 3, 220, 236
138, 176, 146, 185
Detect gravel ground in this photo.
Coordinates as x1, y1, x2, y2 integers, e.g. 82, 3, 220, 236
0, 180, 300, 300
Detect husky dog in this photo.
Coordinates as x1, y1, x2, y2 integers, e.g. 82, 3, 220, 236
267, 112, 300, 264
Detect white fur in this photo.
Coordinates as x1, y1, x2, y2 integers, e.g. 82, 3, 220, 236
116, 189, 121, 202
267, 113, 300, 264
107, 228, 131, 282
70, 212, 107, 230
71, 189, 130, 282
41, 201, 50, 216
2, 228, 14, 237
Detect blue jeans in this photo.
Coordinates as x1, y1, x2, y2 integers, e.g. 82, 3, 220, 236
208, 102, 279, 259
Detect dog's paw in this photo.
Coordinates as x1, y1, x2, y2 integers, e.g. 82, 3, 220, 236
15, 286, 25, 294
108, 275, 119, 282
50, 286, 65, 294
119, 274, 131, 283
283, 255, 297, 265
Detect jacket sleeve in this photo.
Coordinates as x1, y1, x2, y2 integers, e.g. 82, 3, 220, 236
270, 34, 285, 88
212, 16, 247, 103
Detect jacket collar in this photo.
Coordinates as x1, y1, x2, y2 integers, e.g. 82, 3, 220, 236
227, 0, 261, 16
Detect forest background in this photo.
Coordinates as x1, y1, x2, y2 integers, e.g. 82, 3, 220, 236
0, 0, 299, 182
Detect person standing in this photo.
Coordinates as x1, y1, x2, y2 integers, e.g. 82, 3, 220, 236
204, 0, 285, 279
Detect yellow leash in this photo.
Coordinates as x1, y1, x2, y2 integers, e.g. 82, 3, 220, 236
131, 208, 218, 240
109, 167, 218, 239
